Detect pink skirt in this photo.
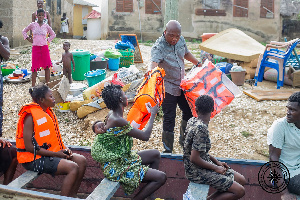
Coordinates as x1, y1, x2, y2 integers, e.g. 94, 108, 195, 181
32, 45, 52, 72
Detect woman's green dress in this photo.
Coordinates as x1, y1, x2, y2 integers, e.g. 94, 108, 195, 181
91, 123, 148, 195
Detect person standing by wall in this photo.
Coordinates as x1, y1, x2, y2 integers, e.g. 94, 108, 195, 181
60, 13, 69, 39
32, 0, 51, 26
149, 20, 201, 153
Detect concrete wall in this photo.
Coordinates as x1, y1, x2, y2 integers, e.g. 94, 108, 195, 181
101, 0, 108, 39
181, 0, 281, 42
73, 4, 93, 38
0, 1, 14, 47
0, 0, 75, 48
107, 0, 165, 41
105, 0, 281, 43
0, 0, 35, 48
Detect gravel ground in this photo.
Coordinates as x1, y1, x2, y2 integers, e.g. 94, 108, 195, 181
2, 38, 297, 161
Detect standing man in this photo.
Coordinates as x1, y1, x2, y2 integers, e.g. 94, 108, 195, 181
0, 20, 18, 185
149, 20, 201, 153
32, 0, 51, 27
268, 92, 300, 200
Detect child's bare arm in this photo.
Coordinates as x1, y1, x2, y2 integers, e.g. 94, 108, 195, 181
56, 54, 63, 65
71, 53, 75, 71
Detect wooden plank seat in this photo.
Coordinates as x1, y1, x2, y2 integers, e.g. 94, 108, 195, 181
86, 178, 120, 200
0, 184, 80, 200
8, 170, 39, 189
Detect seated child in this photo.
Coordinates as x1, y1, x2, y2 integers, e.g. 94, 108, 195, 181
183, 95, 246, 200
91, 84, 166, 200
56, 41, 75, 83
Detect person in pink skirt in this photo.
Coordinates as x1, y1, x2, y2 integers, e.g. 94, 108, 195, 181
22, 8, 56, 86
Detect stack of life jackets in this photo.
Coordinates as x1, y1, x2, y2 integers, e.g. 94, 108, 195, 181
127, 67, 165, 130
180, 61, 235, 118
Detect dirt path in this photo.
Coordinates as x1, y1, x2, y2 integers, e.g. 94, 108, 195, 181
3, 38, 298, 162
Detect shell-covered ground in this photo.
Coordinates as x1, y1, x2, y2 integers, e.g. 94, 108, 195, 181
3, 38, 297, 161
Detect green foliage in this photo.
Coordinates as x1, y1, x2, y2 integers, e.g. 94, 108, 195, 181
52, 38, 60, 44
20, 48, 31, 54
260, 42, 267, 46
241, 131, 253, 138
191, 38, 201, 43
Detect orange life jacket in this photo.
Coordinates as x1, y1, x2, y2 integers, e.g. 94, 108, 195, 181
127, 67, 165, 130
16, 103, 66, 163
180, 61, 235, 118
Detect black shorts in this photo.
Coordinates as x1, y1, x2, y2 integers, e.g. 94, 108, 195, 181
22, 157, 62, 176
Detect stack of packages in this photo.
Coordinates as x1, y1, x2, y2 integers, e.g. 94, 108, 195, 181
69, 65, 143, 118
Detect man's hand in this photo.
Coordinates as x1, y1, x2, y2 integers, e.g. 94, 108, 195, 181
0, 138, 12, 148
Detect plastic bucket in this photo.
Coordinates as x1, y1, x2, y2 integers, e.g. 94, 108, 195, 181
230, 71, 246, 86
108, 58, 120, 71
71, 49, 90, 81
201, 33, 217, 42
90, 59, 108, 71
56, 102, 70, 112
84, 69, 106, 87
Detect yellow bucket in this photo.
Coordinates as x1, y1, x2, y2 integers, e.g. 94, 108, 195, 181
56, 102, 70, 112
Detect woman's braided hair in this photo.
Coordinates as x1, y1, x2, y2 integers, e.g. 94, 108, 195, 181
195, 95, 214, 115
102, 84, 123, 110
29, 83, 49, 104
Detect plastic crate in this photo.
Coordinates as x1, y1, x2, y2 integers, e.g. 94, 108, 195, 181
118, 49, 134, 68
286, 54, 300, 70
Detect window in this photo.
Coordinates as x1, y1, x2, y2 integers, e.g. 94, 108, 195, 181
145, 0, 161, 14
233, 0, 248, 17
82, 7, 88, 25
260, 0, 274, 18
203, 0, 220, 9
57, 0, 61, 15
195, 0, 225, 16
116, 0, 133, 12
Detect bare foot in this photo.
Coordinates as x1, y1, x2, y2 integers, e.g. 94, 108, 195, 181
281, 192, 297, 200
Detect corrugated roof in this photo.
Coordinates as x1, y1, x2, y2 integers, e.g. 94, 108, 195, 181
74, 0, 98, 7
83, 10, 101, 19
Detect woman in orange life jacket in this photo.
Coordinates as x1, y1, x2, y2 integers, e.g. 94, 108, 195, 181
16, 84, 86, 197
91, 84, 166, 200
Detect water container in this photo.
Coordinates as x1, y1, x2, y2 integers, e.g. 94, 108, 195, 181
90, 58, 108, 71
108, 58, 120, 71
71, 49, 90, 81
84, 69, 106, 87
